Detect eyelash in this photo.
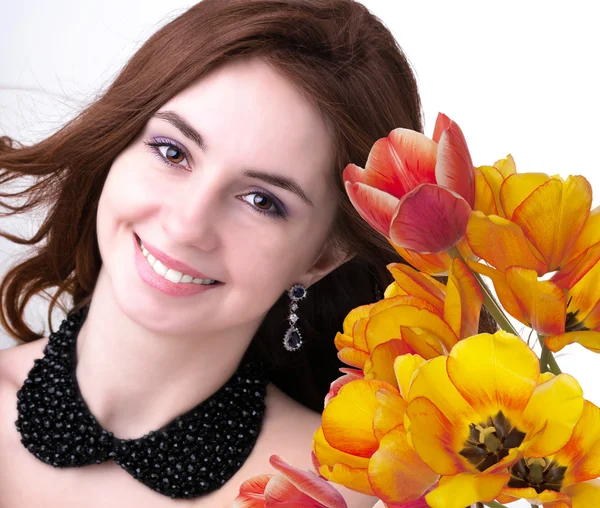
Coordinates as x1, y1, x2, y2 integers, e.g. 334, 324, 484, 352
143, 137, 288, 220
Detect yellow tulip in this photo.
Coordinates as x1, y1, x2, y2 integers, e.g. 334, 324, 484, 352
403, 332, 585, 508
466, 175, 593, 275
335, 259, 483, 387
313, 372, 439, 505
499, 400, 600, 508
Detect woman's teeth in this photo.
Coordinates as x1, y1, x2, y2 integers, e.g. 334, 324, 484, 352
139, 241, 217, 285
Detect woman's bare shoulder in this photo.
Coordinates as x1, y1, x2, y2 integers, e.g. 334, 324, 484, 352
0, 337, 48, 389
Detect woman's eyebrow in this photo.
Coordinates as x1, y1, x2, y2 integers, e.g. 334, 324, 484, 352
151, 110, 314, 207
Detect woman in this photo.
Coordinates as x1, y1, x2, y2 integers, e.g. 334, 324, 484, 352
0, 0, 444, 506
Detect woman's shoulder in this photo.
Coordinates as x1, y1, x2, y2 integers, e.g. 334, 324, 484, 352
0, 337, 48, 390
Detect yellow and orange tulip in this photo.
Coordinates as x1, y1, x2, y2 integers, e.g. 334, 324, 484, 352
335, 259, 483, 386
499, 400, 600, 508
313, 376, 439, 506
343, 112, 475, 254
466, 175, 594, 275
403, 332, 585, 508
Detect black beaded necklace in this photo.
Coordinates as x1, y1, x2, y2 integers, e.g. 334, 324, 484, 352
15, 305, 268, 499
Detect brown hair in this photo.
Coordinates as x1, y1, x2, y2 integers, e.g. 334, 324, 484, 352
0, 0, 494, 411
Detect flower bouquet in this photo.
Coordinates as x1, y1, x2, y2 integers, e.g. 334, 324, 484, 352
234, 113, 600, 508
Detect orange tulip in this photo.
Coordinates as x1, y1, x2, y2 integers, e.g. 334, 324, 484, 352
343, 112, 475, 254
313, 374, 439, 506
335, 259, 483, 386
234, 455, 348, 507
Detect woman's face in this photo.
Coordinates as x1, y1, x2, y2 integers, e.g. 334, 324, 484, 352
96, 57, 342, 335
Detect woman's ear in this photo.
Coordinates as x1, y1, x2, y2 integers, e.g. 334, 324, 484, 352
298, 242, 356, 289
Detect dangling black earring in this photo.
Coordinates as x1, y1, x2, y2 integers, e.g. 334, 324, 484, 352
283, 284, 307, 352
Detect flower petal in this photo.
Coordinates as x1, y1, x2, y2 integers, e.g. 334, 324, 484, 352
392, 245, 452, 276
551, 241, 600, 290
318, 463, 374, 496
313, 427, 370, 471
466, 211, 547, 273
386, 263, 446, 312
321, 379, 390, 458
234, 474, 273, 507
431, 112, 452, 144
407, 356, 478, 427
499, 172, 551, 220
553, 400, 600, 485
390, 184, 472, 254
267, 455, 348, 508
545, 331, 600, 354
344, 180, 400, 237
364, 340, 415, 386
325, 369, 364, 406
567, 205, 600, 262
443, 258, 484, 339
520, 374, 584, 457
446, 331, 539, 420
373, 387, 407, 440
398, 326, 446, 359
473, 167, 499, 216
337, 347, 369, 369
494, 154, 517, 177
362, 128, 438, 197
369, 426, 439, 504
567, 256, 600, 328
394, 353, 426, 401
341, 304, 373, 337
563, 479, 600, 508
504, 266, 566, 337
435, 120, 475, 206
466, 260, 528, 326
511, 175, 593, 270
365, 303, 458, 356
405, 396, 467, 475
425, 471, 510, 508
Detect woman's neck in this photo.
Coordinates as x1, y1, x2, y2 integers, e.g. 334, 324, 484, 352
74, 268, 261, 439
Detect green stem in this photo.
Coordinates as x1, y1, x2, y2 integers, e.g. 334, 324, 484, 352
540, 343, 551, 373
540, 341, 562, 375
548, 350, 562, 374
484, 502, 508, 508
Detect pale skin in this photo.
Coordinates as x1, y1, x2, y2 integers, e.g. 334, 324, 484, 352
0, 57, 377, 507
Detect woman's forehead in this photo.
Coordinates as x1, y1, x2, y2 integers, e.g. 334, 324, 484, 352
152, 58, 336, 198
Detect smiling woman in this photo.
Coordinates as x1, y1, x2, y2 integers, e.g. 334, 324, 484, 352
0, 0, 492, 507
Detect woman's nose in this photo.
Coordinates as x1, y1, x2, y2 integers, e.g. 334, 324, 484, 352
161, 179, 221, 251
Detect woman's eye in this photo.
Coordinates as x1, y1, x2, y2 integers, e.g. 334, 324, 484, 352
240, 192, 288, 220
144, 139, 190, 169
160, 145, 186, 164
250, 193, 274, 211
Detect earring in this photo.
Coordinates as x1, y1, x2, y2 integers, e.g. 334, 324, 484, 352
283, 284, 307, 352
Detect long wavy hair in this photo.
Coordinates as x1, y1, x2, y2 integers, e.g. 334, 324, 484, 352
0, 0, 495, 411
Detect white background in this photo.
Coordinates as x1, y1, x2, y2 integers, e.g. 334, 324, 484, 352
1, 2, 599, 504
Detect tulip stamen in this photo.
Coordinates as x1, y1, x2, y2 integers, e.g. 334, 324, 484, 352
508, 457, 567, 494
459, 411, 526, 472
565, 309, 589, 333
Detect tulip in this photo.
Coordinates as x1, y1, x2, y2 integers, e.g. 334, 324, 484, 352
343, 112, 475, 254
499, 399, 600, 508
234, 455, 348, 507
313, 373, 439, 506
335, 259, 483, 387
403, 331, 585, 508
